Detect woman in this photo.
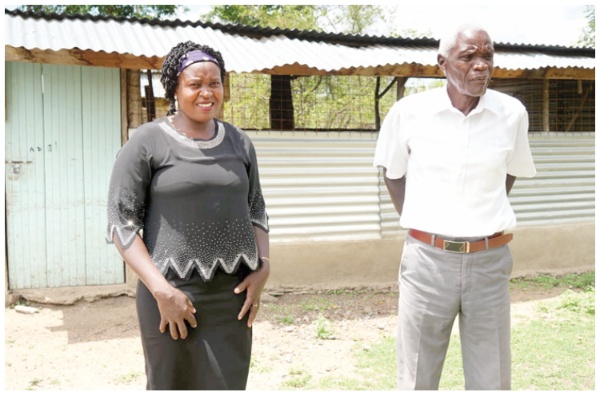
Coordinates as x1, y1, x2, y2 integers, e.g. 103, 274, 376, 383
106, 41, 270, 390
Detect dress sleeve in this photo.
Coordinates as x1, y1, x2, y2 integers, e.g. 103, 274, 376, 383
105, 129, 153, 249
245, 135, 269, 233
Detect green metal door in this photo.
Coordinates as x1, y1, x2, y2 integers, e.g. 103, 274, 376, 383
5, 62, 124, 289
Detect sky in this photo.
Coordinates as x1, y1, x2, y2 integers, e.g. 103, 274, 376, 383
387, 4, 591, 46
176, 3, 592, 47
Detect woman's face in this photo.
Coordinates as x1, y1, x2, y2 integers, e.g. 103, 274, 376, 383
175, 62, 224, 124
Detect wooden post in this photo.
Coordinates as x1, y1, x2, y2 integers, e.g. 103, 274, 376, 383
220, 73, 230, 120
144, 69, 156, 123
375, 77, 381, 130
127, 69, 143, 132
565, 84, 591, 132
397, 77, 408, 100
542, 79, 550, 132
120, 69, 128, 144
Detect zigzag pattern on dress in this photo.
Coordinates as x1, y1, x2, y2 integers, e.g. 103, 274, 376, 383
106, 224, 139, 249
159, 253, 258, 281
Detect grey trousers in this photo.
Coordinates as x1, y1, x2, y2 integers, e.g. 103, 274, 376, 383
397, 234, 513, 390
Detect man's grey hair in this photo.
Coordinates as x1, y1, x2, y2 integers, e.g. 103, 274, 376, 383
438, 23, 492, 58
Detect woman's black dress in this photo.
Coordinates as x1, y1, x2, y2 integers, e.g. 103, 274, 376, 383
106, 117, 269, 390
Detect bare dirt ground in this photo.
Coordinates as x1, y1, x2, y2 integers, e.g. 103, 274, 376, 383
4, 285, 568, 391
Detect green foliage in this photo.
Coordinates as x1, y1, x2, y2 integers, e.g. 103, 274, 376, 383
204, 5, 398, 131
557, 288, 595, 315
577, 5, 595, 47
293, 75, 396, 130
17, 5, 181, 18
203, 5, 388, 36
315, 314, 335, 339
223, 74, 271, 130
322, 5, 385, 35
202, 5, 322, 31
275, 314, 294, 325
224, 73, 399, 131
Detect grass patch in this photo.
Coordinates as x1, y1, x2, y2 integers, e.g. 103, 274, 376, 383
301, 297, 336, 312
512, 288, 595, 390
275, 314, 294, 325
354, 337, 397, 389
282, 368, 312, 389
263, 303, 295, 325
113, 372, 142, 385
510, 271, 595, 291
26, 378, 43, 390
333, 287, 595, 390
315, 314, 336, 339
250, 359, 273, 374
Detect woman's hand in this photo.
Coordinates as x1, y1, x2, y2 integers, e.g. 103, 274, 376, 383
154, 285, 197, 340
112, 235, 197, 340
234, 262, 271, 327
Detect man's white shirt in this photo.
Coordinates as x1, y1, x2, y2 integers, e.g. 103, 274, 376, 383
373, 86, 537, 237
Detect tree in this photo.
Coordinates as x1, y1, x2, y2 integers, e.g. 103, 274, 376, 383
203, 5, 321, 31
319, 5, 384, 35
578, 5, 595, 47
18, 5, 182, 19
202, 5, 395, 131
203, 5, 325, 130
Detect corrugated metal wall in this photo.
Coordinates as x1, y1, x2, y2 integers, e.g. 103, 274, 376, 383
510, 133, 595, 225
249, 131, 381, 242
249, 131, 595, 241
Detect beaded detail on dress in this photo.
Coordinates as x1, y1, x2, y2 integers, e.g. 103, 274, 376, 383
106, 118, 269, 282
158, 119, 226, 149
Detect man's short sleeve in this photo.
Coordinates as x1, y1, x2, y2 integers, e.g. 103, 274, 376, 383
507, 109, 537, 178
373, 102, 409, 179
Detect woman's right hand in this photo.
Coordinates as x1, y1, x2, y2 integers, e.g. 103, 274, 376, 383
112, 235, 197, 340
154, 285, 197, 340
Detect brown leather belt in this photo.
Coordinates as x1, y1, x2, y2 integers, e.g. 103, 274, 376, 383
408, 229, 513, 254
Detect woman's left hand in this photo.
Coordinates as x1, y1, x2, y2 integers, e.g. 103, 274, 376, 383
234, 261, 271, 327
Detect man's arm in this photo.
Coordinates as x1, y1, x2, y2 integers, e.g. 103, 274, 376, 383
506, 174, 517, 195
383, 168, 406, 216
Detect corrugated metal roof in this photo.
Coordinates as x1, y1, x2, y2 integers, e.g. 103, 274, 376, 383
5, 9, 595, 74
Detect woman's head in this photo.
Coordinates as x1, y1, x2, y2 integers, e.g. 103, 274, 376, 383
161, 41, 226, 116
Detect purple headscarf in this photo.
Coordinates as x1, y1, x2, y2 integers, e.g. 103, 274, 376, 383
177, 50, 220, 76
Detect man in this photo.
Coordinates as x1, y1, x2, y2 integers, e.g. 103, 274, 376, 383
373, 23, 536, 390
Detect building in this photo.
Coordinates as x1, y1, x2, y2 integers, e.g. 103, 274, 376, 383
4, 9, 595, 301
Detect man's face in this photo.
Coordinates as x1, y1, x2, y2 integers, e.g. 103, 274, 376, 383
438, 29, 494, 98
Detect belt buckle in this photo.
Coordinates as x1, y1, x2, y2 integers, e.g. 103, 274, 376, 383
443, 240, 470, 253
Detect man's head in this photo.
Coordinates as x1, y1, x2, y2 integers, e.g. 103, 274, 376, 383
437, 24, 494, 99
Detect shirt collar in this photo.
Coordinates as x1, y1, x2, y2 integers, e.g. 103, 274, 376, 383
434, 84, 499, 116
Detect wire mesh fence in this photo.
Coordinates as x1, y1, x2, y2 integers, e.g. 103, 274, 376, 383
144, 72, 595, 133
